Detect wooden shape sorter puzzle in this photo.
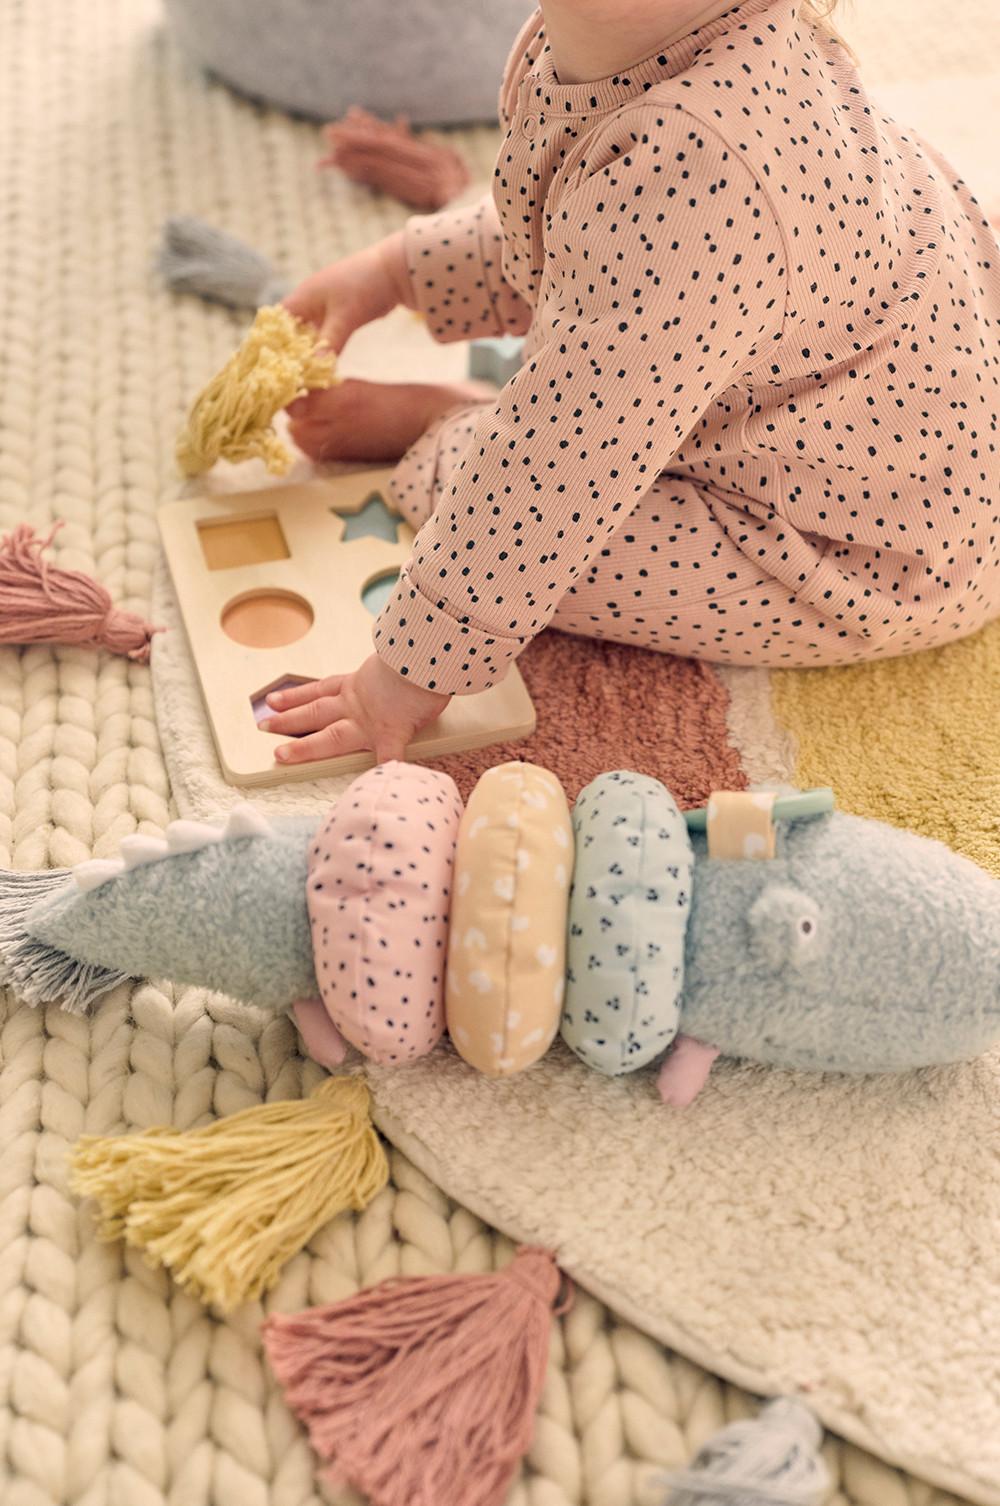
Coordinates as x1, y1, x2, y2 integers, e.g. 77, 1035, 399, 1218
158, 470, 536, 786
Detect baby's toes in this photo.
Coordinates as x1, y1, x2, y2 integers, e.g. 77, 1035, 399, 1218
287, 379, 369, 460
290, 377, 477, 464
288, 416, 338, 462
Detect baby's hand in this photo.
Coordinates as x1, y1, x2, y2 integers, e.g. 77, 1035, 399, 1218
261, 653, 450, 766
282, 230, 410, 356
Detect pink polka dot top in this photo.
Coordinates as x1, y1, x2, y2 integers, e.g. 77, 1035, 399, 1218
373, 0, 1000, 691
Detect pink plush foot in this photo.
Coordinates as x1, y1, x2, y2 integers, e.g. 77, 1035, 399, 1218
293, 998, 348, 1070
657, 1035, 720, 1107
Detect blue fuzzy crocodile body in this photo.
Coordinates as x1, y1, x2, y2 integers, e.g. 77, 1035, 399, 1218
3, 795, 999, 1077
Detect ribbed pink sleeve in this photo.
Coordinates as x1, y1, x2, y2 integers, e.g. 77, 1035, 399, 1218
404, 195, 533, 343
375, 109, 788, 693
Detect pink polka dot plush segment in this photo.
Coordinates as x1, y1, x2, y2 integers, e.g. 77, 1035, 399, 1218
307, 762, 463, 1065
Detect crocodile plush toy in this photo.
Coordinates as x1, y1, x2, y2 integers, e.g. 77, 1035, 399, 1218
2, 761, 999, 1102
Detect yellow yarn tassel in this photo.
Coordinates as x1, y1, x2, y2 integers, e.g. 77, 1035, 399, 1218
70, 1076, 387, 1311
176, 303, 337, 477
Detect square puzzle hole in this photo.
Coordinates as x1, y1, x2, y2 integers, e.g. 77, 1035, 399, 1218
198, 513, 290, 571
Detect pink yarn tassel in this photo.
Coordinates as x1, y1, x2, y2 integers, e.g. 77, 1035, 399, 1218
263, 1246, 570, 1506
0, 523, 160, 663
318, 109, 471, 211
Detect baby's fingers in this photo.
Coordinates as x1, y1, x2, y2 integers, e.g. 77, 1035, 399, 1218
281, 290, 315, 324
267, 676, 343, 711
274, 720, 367, 766
261, 696, 346, 738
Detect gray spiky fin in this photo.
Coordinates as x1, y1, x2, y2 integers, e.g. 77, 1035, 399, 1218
71, 802, 275, 894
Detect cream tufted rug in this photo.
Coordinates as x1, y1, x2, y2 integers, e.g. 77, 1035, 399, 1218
2, 0, 998, 1503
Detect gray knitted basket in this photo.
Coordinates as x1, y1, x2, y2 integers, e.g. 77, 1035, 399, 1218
163, 0, 535, 125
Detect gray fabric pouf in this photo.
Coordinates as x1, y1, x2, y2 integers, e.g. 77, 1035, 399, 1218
163, 0, 535, 125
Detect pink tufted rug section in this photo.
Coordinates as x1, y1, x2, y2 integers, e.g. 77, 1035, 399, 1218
433, 629, 747, 805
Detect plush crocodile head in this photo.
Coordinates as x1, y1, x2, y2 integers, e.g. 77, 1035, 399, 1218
681, 809, 1000, 1073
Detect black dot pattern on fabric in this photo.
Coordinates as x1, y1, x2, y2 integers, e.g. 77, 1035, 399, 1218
376, 0, 1000, 689
563, 771, 691, 1076
306, 764, 463, 1064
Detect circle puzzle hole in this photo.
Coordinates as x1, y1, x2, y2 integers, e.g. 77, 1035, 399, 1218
221, 590, 314, 649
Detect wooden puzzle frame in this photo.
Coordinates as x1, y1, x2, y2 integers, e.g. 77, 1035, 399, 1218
158, 471, 536, 787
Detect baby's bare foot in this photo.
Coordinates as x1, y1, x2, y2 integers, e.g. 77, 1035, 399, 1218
288, 376, 495, 464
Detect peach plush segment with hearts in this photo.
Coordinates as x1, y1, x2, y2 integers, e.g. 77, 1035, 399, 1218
446, 762, 574, 1077
306, 762, 463, 1064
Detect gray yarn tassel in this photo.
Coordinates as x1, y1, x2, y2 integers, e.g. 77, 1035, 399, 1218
662, 1399, 830, 1505
0, 869, 132, 1013
157, 215, 289, 309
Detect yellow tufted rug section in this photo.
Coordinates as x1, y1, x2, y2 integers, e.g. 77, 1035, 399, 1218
772, 620, 1000, 875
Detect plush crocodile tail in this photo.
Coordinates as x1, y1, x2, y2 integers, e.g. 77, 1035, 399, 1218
18, 805, 321, 1014
0, 869, 133, 1012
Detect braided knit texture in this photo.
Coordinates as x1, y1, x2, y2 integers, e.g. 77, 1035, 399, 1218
0, 0, 993, 1503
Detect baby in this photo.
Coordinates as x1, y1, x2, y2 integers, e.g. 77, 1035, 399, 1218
262, 0, 1000, 766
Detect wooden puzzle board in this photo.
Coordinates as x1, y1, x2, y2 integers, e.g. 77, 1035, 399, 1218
158, 471, 536, 786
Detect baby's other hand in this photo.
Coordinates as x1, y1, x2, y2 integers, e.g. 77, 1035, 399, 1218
288, 375, 494, 465
261, 653, 450, 766
287, 376, 399, 463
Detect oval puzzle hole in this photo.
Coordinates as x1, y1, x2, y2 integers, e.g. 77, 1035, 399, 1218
362, 569, 400, 617
222, 590, 314, 649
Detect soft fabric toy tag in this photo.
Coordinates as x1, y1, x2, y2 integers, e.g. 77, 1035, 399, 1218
706, 791, 777, 861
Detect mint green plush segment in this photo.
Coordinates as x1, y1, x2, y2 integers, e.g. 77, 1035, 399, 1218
562, 772, 693, 1076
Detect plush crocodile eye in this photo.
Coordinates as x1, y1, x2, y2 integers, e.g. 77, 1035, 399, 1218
748, 885, 825, 972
